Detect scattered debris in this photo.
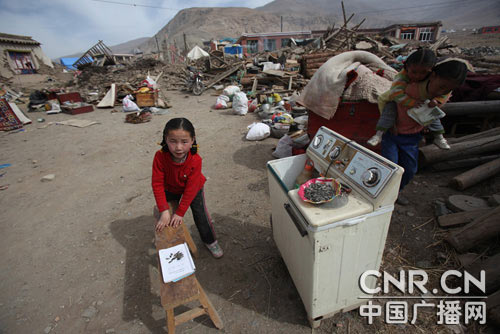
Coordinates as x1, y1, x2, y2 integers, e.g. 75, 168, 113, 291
41, 174, 55, 182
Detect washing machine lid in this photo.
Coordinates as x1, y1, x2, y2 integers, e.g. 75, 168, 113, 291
288, 188, 373, 227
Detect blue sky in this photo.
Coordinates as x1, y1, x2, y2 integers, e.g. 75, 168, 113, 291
0, 0, 272, 59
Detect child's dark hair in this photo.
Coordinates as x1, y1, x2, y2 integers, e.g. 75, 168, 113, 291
160, 118, 198, 155
433, 60, 468, 86
404, 48, 436, 69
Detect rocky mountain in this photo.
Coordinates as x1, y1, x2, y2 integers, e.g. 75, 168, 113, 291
135, 7, 332, 55
257, 0, 500, 28
134, 0, 500, 55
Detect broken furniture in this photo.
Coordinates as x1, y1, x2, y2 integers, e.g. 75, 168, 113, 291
56, 92, 93, 115
135, 90, 158, 107
154, 204, 223, 333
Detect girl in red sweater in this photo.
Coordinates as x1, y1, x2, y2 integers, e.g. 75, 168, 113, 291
152, 118, 223, 258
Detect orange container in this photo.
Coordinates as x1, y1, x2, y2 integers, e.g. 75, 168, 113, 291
135, 90, 158, 107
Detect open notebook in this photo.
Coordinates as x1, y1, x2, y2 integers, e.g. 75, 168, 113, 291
407, 100, 446, 126
158, 242, 195, 283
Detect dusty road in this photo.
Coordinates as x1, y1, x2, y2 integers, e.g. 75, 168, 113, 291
0, 90, 313, 334
1, 89, 497, 334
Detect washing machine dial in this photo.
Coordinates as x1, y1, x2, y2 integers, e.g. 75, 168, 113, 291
362, 167, 381, 187
312, 135, 323, 149
329, 146, 341, 160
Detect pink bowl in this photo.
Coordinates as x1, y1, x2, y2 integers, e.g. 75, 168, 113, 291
298, 177, 342, 204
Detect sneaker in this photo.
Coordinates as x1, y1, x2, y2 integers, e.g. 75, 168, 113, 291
367, 134, 382, 147
396, 194, 409, 206
205, 241, 224, 258
434, 136, 451, 150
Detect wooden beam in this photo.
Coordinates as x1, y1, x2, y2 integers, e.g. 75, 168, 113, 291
442, 100, 500, 116
419, 134, 500, 166
324, 14, 354, 43
447, 127, 500, 144
432, 154, 500, 171
204, 63, 243, 89
437, 208, 492, 227
450, 157, 500, 190
446, 206, 500, 253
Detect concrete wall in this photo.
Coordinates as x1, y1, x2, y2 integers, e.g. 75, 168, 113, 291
0, 42, 53, 78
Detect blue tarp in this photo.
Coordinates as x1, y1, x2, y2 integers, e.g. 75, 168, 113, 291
224, 45, 243, 56
219, 37, 237, 44
59, 57, 80, 70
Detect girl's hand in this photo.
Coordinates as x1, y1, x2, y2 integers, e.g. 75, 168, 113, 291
155, 210, 171, 232
170, 214, 184, 228
428, 99, 438, 108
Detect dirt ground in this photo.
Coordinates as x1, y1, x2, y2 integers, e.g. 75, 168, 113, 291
1, 88, 498, 334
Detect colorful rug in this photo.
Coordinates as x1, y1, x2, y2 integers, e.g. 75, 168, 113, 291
0, 98, 23, 131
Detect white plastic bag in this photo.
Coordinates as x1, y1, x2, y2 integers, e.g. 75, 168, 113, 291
214, 95, 229, 109
272, 135, 293, 158
262, 62, 282, 71
232, 92, 248, 115
222, 85, 240, 100
293, 115, 308, 129
142, 76, 157, 89
122, 94, 140, 112
246, 122, 270, 141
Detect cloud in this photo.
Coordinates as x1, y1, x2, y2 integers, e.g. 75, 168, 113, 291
0, 0, 272, 58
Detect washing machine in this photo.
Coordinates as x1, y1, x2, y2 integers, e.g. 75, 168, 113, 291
267, 126, 404, 327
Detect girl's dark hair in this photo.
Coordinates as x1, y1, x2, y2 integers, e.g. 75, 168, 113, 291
404, 48, 436, 69
160, 118, 198, 155
433, 60, 468, 86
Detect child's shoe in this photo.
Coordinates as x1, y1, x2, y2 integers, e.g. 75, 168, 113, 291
434, 134, 450, 150
205, 240, 224, 258
367, 130, 383, 147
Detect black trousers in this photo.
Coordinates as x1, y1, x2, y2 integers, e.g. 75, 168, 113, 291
165, 188, 216, 244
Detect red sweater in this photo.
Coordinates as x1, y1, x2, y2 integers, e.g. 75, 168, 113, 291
396, 79, 451, 134
151, 150, 206, 217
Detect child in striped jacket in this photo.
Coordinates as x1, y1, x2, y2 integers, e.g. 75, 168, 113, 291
368, 48, 450, 150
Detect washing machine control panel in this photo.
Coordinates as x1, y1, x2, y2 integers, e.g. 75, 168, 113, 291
307, 126, 397, 198
344, 152, 394, 197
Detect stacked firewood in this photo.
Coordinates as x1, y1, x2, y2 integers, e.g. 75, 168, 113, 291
419, 127, 500, 190
437, 202, 500, 326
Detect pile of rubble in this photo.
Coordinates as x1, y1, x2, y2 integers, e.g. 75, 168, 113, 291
460, 46, 500, 57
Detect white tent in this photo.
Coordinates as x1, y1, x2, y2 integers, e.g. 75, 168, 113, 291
186, 45, 209, 60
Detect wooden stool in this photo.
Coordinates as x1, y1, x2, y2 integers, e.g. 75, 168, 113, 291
154, 203, 223, 333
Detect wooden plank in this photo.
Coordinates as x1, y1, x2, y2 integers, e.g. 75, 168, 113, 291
197, 279, 224, 329
204, 63, 243, 89
251, 77, 258, 94
175, 306, 206, 326
324, 14, 354, 43
430, 36, 449, 51
97, 83, 116, 108
302, 52, 338, 60
438, 208, 492, 227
